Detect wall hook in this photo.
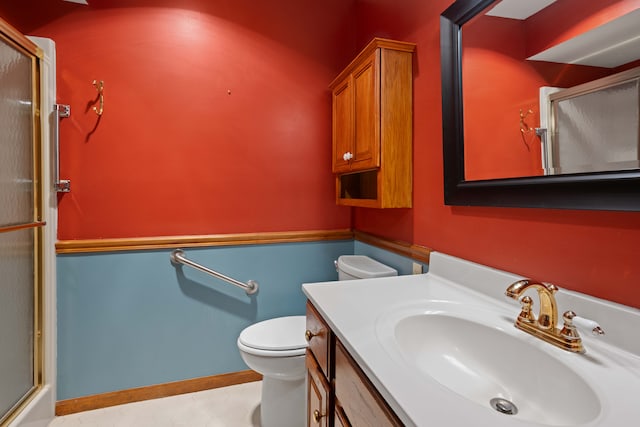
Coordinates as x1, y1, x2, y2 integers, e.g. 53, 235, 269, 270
92, 79, 104, 116
519, 108, 534, 134
519, 108, 535, 152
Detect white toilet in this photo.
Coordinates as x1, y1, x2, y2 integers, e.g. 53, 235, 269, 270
335, 254, 398, 280
237, 255, 397, 427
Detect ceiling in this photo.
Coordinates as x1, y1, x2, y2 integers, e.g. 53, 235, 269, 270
527, 8, 640, 68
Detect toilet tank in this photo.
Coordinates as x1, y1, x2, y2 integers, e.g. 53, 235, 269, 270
336, 255, 398, 280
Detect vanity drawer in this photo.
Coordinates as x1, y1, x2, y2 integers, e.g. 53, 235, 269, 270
334, 340, 403, 427
306, 302, 331, 377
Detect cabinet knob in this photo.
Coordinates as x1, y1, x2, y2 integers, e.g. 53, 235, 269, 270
305, 330, 314, 342
313, 409, 324, 423
343, 152, 353, 161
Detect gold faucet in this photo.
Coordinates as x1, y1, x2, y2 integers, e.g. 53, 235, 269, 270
505, 279, 585, 353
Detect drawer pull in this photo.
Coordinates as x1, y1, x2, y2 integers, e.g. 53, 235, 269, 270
305, 330, 315, 341
313, 409, 324, 423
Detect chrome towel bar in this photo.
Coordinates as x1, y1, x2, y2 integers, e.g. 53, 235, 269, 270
170, 249, 259, 295
53, 103, 71, 192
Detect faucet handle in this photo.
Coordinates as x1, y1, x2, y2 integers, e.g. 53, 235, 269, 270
560, 311, 605, 340
560, 311, 581, 340
571, 313, 605, 336
517, 296, 536, 324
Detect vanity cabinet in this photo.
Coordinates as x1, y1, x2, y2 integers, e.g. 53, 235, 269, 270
329, 38, 415, 208
307, 352, 331, 427
306, 302, 403, 427
306, 302, 332, 426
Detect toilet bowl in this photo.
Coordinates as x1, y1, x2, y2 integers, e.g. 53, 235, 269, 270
236, 255, 397, 427
237, 316, 307, 427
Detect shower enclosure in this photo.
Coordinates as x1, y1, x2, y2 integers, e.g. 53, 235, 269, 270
0, 20, 52, 426
540, 67, 640, 176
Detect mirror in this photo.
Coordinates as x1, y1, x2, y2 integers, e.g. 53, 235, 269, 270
441, 0, 640, 211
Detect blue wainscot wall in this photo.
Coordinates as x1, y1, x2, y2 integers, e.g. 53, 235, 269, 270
57, 239, 425, 400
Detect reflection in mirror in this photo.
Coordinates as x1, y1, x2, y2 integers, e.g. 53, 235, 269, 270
462, 0, 640, 181
547, 70, 640, 175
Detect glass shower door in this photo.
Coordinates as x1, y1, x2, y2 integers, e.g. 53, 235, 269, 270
0, 24, 43, 425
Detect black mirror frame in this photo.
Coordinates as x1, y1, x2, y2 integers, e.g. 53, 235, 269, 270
440, 0, 640, 211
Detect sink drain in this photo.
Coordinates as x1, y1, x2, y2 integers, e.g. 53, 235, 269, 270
490, 397, 518, 415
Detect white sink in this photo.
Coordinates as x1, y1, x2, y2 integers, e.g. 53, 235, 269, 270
303, 252, 640, 427
380, 302, 601, 426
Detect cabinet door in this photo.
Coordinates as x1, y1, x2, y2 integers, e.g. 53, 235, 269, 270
332, 77, 354, 173
334, 341, 403, 427
351, 50, 380, 171
307, 352, 331, 427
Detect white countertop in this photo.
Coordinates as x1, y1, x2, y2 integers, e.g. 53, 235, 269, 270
302, 252, 640, 427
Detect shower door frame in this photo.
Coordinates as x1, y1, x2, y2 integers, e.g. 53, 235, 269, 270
0, 18, 45, 427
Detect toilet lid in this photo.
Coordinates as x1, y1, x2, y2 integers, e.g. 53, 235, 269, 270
239, 316, 308, 351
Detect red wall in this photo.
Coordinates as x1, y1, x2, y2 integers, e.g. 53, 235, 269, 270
3, 0, 640, 309
463, 16, 544, 180
354, 0, 640, 309
0, 0, 355, 239
462, 16, 613, 180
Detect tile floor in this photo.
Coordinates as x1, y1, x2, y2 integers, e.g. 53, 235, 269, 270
48, 381, 262, 427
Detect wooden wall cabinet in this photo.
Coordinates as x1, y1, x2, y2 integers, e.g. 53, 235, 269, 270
306, 302, 403, 427
329, 38, 415, 208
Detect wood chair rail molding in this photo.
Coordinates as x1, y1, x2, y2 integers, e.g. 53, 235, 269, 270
56, 229, 431, 264
354, 230, 431, 264
55, 229, 354, 254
